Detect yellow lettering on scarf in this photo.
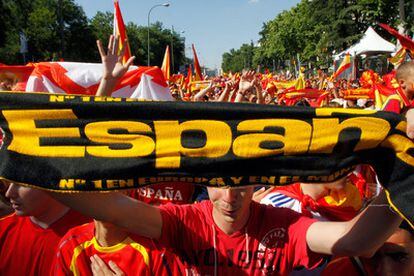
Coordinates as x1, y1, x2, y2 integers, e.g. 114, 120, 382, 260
310, 117, 390, 153
233, 119, 311, 157
3, 109, 84, 157
153, 120, 232, 168
85, 121, 154, 158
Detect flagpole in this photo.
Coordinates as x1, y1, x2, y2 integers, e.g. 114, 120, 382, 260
147, 3, 170, 66
171, 25, 175, 73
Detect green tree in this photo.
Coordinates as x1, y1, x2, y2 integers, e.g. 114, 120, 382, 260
222, 43, 255, 72
0, 0, 97, 64
224, 0, 402, 70
90, 11, 113, 50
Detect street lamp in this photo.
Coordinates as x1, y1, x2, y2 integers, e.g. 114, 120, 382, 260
147, 3, 170, 66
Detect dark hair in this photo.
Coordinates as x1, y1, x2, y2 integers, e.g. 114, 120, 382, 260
399, 220, 414, 237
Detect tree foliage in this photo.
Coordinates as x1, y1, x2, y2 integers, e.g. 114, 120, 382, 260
0, 0, 186, 71
223, 0, 405, 71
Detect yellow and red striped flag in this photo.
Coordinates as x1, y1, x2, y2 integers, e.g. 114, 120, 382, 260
161, 45, 170, 80
192, 44, 203, 81
113, 0, 132, 64
388, 48, 407, 68
332, 54, 351, 79
185, 64, 193, 91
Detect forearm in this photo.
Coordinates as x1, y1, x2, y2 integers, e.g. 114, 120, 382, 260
96, 78, 118, 97
178, 87, 185, 100
49, 191, 162, 239
307, 191, 402, 256
235, 90, 246, 103
193, 87, 211, 102
256, 87, 264, 104
217, 88, 229, 102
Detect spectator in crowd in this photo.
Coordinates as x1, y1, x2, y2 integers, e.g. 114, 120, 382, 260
0, 181, 89, 275
53, 219, 183, 276
258, 175, 363, 222
0, 72, 17, 91
50, 183, 402, 275
0, 180, 12, 217
321, 221, 414, 276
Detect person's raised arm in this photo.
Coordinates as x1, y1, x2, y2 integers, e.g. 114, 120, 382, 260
96, 35, 135, 97
217, 80, 235, 102
193, 81, 214, 102
253, 77, 264, 104
306, 190, 402, 256
49, 191, 162, 239
235, 70, 255, 103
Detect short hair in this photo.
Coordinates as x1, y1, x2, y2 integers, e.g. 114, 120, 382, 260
396, 61, 414, 81
399, 220, 414, 238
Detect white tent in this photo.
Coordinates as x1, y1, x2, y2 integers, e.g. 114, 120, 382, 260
335, 27, 396, 60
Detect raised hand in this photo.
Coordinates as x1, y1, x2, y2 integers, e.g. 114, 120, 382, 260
97, 35, 135, 81
96, 35, 135, 96
238, 70, 256, 93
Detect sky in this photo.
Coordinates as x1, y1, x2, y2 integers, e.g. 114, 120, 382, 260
74, 0, 301, 69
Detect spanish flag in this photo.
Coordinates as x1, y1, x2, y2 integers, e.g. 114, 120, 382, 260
388, 47, 407, 68
192, 44, 204, 81
185, 64, 193, 91
161, 45, 170, 81
113, 0, 132, 65
379, 23, 414, 56
332, 54, 351, 79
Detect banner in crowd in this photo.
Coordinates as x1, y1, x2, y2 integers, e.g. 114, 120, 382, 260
25, 62, 173, 101
0, 92, 413, 226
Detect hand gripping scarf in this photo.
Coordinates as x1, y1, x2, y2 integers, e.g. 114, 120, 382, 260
0, 92, 413, 227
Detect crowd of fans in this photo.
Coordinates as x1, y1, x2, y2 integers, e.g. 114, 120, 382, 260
0, 35, 413, 276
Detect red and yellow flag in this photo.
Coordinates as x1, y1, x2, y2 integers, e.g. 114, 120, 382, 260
332, 54, 351, 79
161, 45, 170, 80
113, 0, 132, 64
388, 47, 407, 68
185, 64, 193, 91
379, 23, 414, 56
192, 44, 203, 81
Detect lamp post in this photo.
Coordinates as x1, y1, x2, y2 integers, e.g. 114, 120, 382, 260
147, 3, 170, 66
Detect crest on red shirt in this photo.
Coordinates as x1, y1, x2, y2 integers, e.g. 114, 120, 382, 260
259, 228, 286, 249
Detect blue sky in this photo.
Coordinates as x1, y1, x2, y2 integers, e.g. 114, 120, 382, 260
75, 0, 301, 69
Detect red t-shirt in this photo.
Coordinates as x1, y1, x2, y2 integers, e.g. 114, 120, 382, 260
382, 96, 403, 113
159, 200, 324, 276
321, 256, 376, 276
52, 222, 182, 276
130, 182, 195, 205
0, 210, 89, 276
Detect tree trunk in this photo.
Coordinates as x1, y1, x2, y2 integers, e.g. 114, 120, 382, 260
399, 0, 406, 34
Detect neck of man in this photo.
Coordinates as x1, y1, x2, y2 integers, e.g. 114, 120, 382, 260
30, 204, 70, 229
212, 205, 251, 235
94, 221, 128, 247
300, 184, 327, 201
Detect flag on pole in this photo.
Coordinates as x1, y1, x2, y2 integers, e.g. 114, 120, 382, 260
332, 54, 351, 79
161, 45, 171, 81
388, 47, 407, 68
192, 44, 203, 81
379, 23, 414, 56
185, 64, 193, 91
113, 0, 132, 64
